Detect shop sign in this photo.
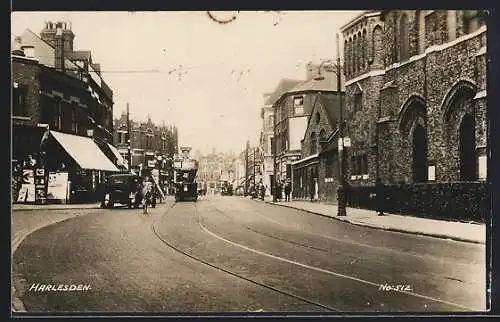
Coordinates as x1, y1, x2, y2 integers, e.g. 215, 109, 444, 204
47, 172, 69, 201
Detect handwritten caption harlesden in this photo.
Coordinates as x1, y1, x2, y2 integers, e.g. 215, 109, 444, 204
28, 283, 92, 292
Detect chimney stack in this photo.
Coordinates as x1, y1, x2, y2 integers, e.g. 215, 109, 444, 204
41, 21, 75, 55
55, 24, 65, 72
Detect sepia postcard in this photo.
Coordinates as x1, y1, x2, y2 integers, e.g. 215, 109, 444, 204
11, 10, 489, 315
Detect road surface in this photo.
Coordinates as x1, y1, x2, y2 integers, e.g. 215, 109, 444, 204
12, 196, 486, 312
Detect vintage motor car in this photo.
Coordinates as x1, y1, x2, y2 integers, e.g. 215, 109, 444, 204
101, 173, 143, 208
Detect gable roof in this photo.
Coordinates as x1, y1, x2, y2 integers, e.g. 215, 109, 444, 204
287, 69, 346, 95
19, 29, 81, 77
265, 79, 303, 106
304, 93, 341, 134
319, 94, 341, 129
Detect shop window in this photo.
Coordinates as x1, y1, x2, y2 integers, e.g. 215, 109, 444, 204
286, 164, 292, 179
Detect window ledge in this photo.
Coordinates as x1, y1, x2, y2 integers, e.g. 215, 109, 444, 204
12, 116, 31, 121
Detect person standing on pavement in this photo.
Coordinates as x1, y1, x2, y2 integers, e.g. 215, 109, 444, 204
276, 180, 282, 202
284, 180, 291, 202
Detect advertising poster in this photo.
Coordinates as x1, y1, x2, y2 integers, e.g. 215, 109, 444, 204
22, 169, 35, 184
17, 184, 36, 203
47, 172, 69, 201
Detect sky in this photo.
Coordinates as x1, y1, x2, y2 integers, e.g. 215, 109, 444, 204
11, 11, 362, 155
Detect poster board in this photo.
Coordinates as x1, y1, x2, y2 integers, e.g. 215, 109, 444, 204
47, 172, 69, 201
17, 184, 35, 203
17, 169, 36, 203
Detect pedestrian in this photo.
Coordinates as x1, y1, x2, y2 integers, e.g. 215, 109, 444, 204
276, 180, 282, 202
141, 176, 154, 211
284, 180, 291, 202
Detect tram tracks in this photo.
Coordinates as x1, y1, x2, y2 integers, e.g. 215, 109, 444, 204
152, 201, 476, 312
151, 202, 338, 312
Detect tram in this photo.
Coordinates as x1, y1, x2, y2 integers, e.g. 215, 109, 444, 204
173, 147, 198, 202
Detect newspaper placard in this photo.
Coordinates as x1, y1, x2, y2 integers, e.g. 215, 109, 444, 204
47, 172, 69, 201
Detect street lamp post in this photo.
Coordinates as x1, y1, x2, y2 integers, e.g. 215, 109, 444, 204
314, 33, 346, 216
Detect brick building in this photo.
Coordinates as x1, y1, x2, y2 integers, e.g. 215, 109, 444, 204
260, 79, 302, 195
12, 21, 118, 203
292, 93, 342, 202
113, 111, 178, 189
340, 10, 488, 221
273, 63, 345, 191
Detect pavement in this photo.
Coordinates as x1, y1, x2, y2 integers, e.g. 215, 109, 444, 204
254, 196, 485, 245
11, 202, 102, 212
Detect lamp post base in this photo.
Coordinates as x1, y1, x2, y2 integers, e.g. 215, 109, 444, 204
337, 185, 347, 216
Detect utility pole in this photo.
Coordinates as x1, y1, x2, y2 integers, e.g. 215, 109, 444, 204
336, 33, 347, 216
127, 102, 132, 173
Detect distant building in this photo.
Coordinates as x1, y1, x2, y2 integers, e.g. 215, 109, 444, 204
113, 112, 178, 189
197, 151, 235, 193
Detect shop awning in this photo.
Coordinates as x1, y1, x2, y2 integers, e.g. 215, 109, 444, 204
107, 143, 125, 165
50, 131, 120, 172
292, 153, 319, 166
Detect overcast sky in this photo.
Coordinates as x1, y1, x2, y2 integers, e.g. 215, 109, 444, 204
11, 11, 361, 154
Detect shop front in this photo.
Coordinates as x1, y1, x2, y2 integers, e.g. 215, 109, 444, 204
39, 130, 120, 204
